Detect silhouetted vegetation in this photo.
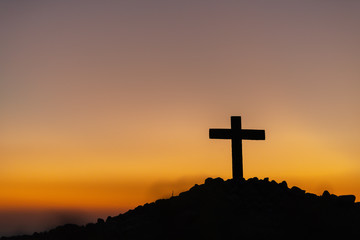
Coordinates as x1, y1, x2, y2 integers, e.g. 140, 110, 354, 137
2, 177, 360, 239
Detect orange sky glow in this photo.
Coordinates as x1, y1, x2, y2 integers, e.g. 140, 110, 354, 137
1, 0, 360, 236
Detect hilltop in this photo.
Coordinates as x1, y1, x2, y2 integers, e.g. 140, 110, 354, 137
2, 177, 360, 240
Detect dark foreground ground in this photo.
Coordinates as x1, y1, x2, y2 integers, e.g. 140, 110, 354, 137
2, 177, 360, 240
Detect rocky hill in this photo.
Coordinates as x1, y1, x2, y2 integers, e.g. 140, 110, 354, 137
2, 177, 360, 240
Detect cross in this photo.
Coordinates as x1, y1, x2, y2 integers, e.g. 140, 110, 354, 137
209, 116, 265, 180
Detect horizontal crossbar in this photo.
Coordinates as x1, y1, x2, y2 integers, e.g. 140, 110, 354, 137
209, 129, 265, 140
209, 129, 231, 139
242, 129, 265, 140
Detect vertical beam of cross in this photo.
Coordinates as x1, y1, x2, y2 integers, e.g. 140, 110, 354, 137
231, 116, 243, 180
209, 116, 265, 180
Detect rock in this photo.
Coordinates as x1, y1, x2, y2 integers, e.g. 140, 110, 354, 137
279, 181, 288, 189
205, 177, 224, 186
338, 195, 356, 204
213, 177, 224, 183
248, 177, 259, 183
204, 177, 214, 184
322, 190, 331, 198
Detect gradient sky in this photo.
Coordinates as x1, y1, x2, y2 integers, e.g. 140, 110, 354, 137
1, 0, 360, 236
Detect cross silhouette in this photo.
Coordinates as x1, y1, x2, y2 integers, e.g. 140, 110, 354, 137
209, 116, 265, 180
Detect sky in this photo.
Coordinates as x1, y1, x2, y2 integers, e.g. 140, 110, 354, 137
1, 0, 360, 236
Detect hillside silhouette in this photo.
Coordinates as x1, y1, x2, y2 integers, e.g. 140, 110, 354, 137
2, 177, 360, 240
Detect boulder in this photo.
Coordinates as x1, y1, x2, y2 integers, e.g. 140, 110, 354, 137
97, 218, 105, 224
322, 190, 331, 198
279, 181, 288, 189
338, 195, 356, 204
